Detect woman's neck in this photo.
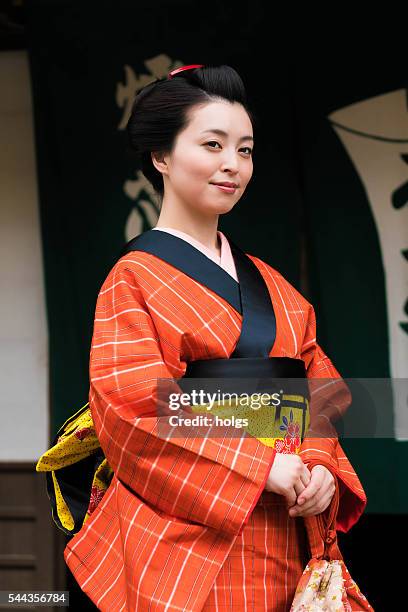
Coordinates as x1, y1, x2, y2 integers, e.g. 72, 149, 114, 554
154, 214, 221, 257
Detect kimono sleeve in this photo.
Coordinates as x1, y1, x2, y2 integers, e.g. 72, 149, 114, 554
88, 261, 276, 538
299, 303, 367, 532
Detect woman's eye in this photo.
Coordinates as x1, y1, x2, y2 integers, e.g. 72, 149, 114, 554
205, 141, 253, 155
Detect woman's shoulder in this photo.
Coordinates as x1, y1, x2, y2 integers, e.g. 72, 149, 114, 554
95, 250, 157, 302
102, 249, 163, 284
245, 253, 312, 311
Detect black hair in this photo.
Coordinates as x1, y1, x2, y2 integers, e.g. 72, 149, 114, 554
125, 64, 257, 201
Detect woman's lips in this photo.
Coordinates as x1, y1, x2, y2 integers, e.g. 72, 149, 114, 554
211, 184, 237, 194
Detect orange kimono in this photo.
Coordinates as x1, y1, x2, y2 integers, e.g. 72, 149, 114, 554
64, 228, 367, 611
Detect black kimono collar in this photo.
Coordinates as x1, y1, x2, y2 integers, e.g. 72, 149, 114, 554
119, 229, 277, 358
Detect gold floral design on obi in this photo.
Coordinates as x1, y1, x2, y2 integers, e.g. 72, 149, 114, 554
190, 392, 310, 454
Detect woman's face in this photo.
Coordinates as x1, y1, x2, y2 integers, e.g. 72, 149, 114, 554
154, 100, 254, 216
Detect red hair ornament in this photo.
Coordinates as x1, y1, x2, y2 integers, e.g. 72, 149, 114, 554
167, 64, 204, 79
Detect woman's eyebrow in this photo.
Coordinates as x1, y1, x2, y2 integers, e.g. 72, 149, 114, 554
200, 129, 254, 143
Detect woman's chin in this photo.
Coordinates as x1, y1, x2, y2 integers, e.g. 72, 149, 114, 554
205, 198, 239, 214
189, 194, 240, 216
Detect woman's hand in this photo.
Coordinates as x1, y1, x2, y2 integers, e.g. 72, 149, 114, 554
287, 465, 336, 517
265, 453, 311, 508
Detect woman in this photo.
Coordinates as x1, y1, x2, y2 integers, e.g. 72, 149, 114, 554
64, 64, 368, 611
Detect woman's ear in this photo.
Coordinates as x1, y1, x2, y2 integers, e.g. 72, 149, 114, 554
151, 151, 168, 176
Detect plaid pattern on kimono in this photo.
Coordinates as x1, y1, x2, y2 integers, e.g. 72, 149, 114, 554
64, 243, 367, 611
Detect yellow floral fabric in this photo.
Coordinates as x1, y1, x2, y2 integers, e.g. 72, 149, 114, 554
36, 402, 113, 532
37, 392, 309, 532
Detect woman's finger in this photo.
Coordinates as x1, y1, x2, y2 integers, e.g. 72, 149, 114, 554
284, 486, 298, 508
296, 470, 322, 506
291, 466, 312, 503
291, 487, 334, 517
294, 479, 307, 498
300, 468, 311, 488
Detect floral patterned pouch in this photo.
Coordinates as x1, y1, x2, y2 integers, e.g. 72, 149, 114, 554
290, 459, 374, 611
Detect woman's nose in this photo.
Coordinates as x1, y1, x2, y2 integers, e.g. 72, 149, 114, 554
220, 152, 240, 172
